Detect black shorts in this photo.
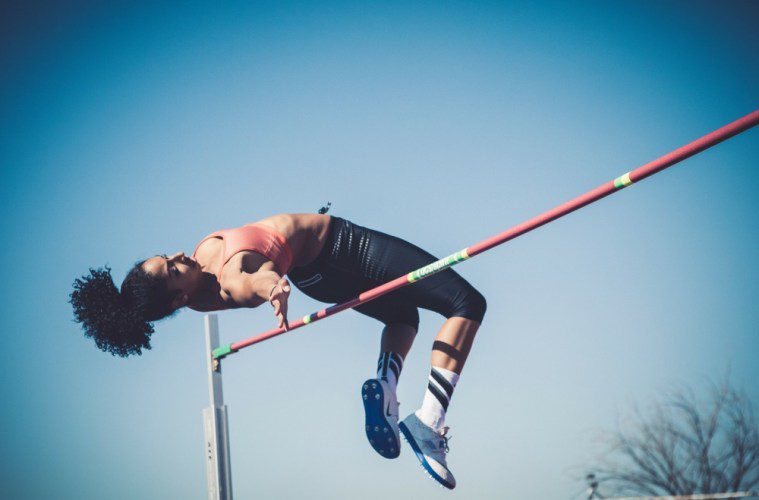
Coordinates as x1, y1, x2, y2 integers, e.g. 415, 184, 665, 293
287, 217, 486, 331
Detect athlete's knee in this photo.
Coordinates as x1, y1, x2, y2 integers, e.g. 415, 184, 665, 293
381, 307, 419, 332
385, 317, 419, 332
383, 322, 418, 336
468, 288, 487, 320
453, 287, 486, 323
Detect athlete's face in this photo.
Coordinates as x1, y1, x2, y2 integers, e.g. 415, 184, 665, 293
142, 252, 203, 308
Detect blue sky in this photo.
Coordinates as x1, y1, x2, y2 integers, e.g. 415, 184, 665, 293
1, 1, 757, 498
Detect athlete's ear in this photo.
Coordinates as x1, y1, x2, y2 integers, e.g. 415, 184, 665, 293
171, 293, 189, 309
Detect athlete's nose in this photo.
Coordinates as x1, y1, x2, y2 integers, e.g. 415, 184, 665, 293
167, 252, 185, 262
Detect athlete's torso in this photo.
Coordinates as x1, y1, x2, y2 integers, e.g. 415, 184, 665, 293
189, 213, 332, 311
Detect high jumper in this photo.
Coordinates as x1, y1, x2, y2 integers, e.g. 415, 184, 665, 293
71, 211, 484, 488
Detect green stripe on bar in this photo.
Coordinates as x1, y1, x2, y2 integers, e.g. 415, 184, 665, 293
213, 344, 234, 359
613, 172, 633, 189
407, 249, 471, 283
303, 315, 312, 324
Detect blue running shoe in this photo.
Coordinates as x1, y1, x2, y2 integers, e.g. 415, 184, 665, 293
361, 378, 400, 459
399, 412, 456, 489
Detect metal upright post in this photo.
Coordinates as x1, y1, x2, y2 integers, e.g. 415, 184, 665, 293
203, 314, 233, 500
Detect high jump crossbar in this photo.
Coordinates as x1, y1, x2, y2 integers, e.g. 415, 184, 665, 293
212, 109, 759, 361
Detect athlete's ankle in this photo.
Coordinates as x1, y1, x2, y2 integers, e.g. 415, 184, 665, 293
416, 366, 459, 430
377, 351, 404, 392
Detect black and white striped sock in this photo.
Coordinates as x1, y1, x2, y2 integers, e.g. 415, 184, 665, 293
376, 351, 404, 393
416, 366, 460, 430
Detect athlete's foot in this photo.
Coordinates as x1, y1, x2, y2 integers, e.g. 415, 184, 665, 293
398, 412, 456, 489
361, 379, 400, 458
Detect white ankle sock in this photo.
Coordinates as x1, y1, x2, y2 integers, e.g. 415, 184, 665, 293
416, 366, 459, 430
376, 352, 404, 393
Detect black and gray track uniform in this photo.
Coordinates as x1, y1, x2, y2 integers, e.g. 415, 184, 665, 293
287, 217, 486, 331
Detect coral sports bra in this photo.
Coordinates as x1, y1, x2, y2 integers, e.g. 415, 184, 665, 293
192, 223, 294, 278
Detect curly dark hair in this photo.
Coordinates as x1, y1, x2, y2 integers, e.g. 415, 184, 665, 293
69, 262, 180, 357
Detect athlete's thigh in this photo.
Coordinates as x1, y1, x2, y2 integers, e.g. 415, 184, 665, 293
291, 261, 366, 304
354, 294, 420, 329
358, 226, 478, 319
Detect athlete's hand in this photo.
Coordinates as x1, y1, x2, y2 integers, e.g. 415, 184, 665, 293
269, 278, 291, 331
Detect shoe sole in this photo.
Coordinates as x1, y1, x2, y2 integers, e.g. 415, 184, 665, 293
361, 379, 400, 459
398, 421, 456, 490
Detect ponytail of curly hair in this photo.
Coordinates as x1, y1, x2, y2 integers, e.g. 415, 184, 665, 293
69, 262, 180, 357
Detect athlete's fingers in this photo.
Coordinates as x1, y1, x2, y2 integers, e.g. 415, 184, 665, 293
270, 281, 289, 331
281, 305, 289, 330
277, 311, 288, 330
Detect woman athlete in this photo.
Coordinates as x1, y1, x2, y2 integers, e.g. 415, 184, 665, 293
70, 212, 486, 489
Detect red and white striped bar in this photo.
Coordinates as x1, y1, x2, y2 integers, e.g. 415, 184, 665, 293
213, 109, 759, 360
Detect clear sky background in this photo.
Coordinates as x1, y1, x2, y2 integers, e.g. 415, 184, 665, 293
1, 1, 757, 499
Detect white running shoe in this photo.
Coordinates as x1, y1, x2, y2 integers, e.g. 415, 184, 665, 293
398, 412, 456, 489
361, 378, 400, 458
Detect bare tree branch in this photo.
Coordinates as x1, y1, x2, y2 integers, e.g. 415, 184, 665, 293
588, 379, 759, 498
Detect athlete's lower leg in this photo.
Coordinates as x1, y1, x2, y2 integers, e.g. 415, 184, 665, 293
377, 323, 415, 391
399, 317, 481, 489
414, 317, 479, 429
430, 316, 480, 374
380, 323, 416, 361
